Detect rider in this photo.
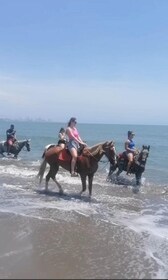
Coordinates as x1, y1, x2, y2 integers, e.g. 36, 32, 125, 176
125, 130, 136, 175
6, 124, 16, 155
66, 117, 87, 177
57, 127, 67, 149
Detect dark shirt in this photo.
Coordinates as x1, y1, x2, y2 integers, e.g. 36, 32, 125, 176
6, 128, 16, 140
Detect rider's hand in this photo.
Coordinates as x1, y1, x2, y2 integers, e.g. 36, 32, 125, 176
83, 142, 87, 147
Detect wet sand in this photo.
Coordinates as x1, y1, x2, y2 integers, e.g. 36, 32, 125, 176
0, 210, 160, 279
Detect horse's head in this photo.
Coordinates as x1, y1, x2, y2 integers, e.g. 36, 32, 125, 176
140, 145, 150, 161
135, 145, 150, 171
102, 141, 117, 165
25, 139, 31, 152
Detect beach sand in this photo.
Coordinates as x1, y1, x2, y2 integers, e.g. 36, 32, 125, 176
0, 211, 159, 279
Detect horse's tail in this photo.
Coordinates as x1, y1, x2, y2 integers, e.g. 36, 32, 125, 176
42, 152, 45, 158
37, 158, 47, 184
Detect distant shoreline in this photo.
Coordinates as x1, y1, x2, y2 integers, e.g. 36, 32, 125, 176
0, 118, 167, 126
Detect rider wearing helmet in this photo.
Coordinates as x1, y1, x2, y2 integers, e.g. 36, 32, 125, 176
6, 124, 16, 155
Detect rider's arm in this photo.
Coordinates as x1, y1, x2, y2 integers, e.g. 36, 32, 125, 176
125, 140, 135, 153
77, 135, 87, 146
7, 130, 15, 137
66, 128, 86, 145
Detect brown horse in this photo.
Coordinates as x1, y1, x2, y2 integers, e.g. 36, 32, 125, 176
37, 141, 116, 197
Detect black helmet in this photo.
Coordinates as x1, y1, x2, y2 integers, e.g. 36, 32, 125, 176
128, 130, 135, 136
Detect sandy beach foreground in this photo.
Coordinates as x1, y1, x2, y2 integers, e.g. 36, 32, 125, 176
0, 209, 161, 279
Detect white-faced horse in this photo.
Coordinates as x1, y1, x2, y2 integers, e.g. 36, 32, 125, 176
0, 139, 31, 158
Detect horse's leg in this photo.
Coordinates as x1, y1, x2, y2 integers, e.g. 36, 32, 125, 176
135, 172, 142, 186
79, 175, 87, 196
52, 178, 63, 194
116, 169, 122, 177
107, 164, 113, 180
45, 164, 56, 192
0, 152, 5, 157
47, 164, 63, 194
107, 164, 116, 181
132, 172, 142, 193
11, 147, 18, 158
0, 146, 7, 157
45, 168, 51, 192
108, 164, 113, 177
88, 174, 94, 197
113, 169, 122, 184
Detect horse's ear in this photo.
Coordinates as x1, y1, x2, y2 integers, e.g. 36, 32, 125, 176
148, 145, 150, 150
142, 145, 145, 149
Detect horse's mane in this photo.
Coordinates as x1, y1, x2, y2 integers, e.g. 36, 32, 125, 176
16, 139, 30, 143
82, 142, 104, 157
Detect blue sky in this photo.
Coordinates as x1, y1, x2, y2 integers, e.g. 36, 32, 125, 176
0, 0, 168, 125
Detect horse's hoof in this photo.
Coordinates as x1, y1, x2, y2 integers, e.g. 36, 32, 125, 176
44, 190, 49, 194
59, 189, 64, 195
132, 186, 139, 194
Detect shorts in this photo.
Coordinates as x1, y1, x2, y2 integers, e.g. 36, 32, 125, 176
7, 139, 13, 145
67, 140, 80, 151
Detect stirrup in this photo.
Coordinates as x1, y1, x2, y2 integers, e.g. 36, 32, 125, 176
71, 173, 79, 177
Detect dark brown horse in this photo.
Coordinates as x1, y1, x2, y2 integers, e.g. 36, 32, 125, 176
37, 141, 116, 197
107, 145, 150, 188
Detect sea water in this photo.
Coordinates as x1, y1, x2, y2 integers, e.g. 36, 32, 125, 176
0, 119, 168, 279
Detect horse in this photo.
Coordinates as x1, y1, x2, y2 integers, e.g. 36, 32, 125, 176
37, 141, 116, 197
107, 145, 150, 188
0, 139, 31, 158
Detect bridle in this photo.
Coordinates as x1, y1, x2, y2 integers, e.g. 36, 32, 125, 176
82, 143, 117, 164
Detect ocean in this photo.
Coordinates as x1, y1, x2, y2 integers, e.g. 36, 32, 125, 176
0, 119, 168, 279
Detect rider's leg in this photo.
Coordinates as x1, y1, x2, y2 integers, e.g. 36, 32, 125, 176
7, 140, 12, 155
70, 147, 78, 176
126, 153, 133, 175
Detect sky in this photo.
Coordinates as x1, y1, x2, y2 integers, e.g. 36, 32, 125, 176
0, 0, 168, 125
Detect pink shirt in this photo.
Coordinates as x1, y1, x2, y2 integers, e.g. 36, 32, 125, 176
67, 127, 79, 140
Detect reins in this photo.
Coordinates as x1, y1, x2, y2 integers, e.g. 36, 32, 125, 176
82, 145, 113, 164
83, 148, 110, 172
16, 141, 29, 151
83, 148, 100, 162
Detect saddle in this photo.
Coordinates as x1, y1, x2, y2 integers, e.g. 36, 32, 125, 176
118, 151, 128, 161
58, 145, 85, 162
58, 148, 71, 162
58, 148, 90, 170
